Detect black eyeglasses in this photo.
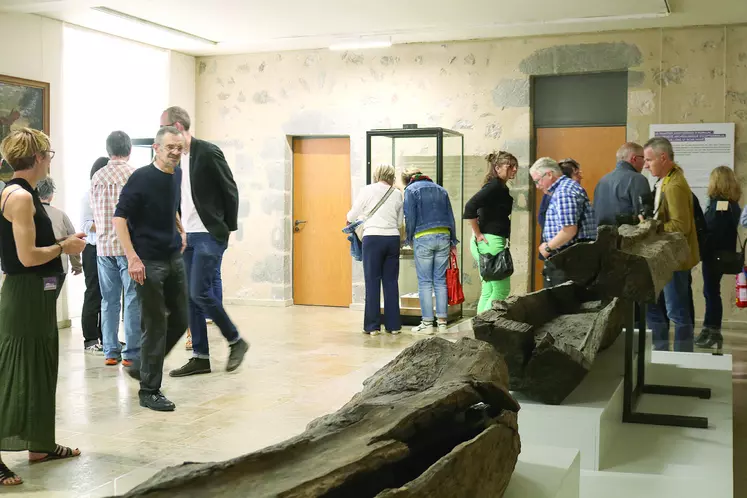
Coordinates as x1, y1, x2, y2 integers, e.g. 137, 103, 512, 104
45, 150, 55, 159
532, 172, 548, 185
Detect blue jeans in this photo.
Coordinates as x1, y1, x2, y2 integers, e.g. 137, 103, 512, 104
647, 270, 694, 352
362, 235, 401, 332
413, 233, 450, 321
183, 233, 239, 358
98, 255, 141, 360
205, 253, 223, 320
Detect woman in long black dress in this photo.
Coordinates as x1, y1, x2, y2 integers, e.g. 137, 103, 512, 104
0, 128, 87, 486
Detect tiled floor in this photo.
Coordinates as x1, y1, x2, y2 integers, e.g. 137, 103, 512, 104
1, 304, 742, 497
1, 306, 469, 497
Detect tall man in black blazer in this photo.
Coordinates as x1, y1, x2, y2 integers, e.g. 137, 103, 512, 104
159, 106, 249, 377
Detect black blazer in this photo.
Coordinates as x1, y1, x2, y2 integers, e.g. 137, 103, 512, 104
184, 137, 239, 243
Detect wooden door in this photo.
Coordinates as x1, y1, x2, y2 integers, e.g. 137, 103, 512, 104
293, 138, 352, 306
532, 126, 627, 291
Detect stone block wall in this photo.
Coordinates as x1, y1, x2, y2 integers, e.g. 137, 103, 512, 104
195, 25, 747, 323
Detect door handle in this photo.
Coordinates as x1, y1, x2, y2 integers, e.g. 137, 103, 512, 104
295, 220, 307, 226
294, 220, 307, 232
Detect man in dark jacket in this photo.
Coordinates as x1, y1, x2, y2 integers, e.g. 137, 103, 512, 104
159, 106, 249, 377
593, 142, 651, 227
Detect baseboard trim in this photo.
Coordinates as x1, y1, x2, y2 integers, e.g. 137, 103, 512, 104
349, 303, 364, 311
224, 298, 294, 308
697, 318, 747, 331
57, 319, 71, 330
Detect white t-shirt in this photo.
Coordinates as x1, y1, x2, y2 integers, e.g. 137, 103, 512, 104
346, 182, 404, 237
180, 151, 209, 233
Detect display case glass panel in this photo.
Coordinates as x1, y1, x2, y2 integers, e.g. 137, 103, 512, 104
366, 127, 464, 324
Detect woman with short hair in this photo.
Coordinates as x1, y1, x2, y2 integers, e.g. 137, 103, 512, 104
0, 128, 86, 486
696, 166, 742, 351
464, 151, 517, 313
347, 165, 404, 335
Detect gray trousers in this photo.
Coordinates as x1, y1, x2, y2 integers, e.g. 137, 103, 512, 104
136, 254, 189, 395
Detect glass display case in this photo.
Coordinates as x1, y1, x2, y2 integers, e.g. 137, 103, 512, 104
131, 138, 155, 166
366, 126, 465, 325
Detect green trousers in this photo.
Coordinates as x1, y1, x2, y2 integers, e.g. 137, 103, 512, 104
470, 234, 510, 314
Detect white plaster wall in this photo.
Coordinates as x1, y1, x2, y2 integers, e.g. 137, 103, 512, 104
0, 13, 68, 323
169, 51, 197, 134
0, 13, 195, 327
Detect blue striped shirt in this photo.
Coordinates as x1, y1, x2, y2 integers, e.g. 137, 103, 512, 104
542, 176, 597, 249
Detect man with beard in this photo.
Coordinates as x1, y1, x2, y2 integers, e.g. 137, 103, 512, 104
113, 126, 188, 412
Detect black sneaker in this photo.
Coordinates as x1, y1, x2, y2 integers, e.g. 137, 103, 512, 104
139, 391, 175, 412
226, 338, 250, 372
169, 358, 211, 378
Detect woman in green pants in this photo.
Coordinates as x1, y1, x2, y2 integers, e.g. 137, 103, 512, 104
464, 151, 518, 314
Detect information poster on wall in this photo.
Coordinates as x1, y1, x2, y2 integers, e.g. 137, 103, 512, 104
648, 123, 735, 208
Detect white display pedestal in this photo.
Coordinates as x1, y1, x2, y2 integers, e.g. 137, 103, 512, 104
505, 445, 580, 498
514, 330, 651, 470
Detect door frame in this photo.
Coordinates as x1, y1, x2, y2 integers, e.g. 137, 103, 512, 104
529, 71, 629, 291
290, 134, 352, 306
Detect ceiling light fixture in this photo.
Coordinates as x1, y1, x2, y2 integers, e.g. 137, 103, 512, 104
91, 6, 218, 45
329, 39, 392, 51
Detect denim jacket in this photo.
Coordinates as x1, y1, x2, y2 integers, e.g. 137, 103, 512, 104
342, 220, 363, 261
403, 179, 458, 246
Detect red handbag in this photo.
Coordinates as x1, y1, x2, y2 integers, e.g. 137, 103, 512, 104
447, 252, 465, 306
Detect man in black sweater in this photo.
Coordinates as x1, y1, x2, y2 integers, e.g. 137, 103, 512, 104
159, 106, 248, 378
113, 126, 188, 412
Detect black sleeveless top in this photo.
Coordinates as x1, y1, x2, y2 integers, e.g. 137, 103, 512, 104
0, 178, 63, 275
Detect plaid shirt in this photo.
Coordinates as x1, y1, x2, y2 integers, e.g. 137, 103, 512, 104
90, 159, 136, 257
543, 175, 597, 249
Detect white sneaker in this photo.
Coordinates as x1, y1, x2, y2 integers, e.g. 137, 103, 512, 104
84, 343, 104, 355
411, 322, 435, 335
437, 321, 448, 334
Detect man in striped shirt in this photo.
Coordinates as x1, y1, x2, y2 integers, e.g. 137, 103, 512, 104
91, 131, 142, 367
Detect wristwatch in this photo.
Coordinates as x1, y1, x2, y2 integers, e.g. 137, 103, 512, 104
543, 243, 552, 253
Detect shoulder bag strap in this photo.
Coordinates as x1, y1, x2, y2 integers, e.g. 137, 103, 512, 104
365, 187, 394, 218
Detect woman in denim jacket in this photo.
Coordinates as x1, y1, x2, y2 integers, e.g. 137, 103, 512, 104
696, 166, 741, 351
402, 168, 458, 334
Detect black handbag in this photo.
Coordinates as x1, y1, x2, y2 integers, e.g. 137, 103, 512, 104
713, 239, 746, 275
479, 240, 514, 282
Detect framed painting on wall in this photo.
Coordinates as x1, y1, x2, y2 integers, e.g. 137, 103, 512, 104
0, 74, 50, 181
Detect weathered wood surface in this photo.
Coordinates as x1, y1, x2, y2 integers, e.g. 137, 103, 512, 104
473, 220, 687, 404
548, 221, 689, 303
474, 283, 625, 404
120, 338, 521, 498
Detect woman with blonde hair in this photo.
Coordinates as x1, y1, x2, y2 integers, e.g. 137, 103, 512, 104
464, 151, 518, 313
347, 165, 404, 335
696, 165, 742, 351
0, 128, 86, 486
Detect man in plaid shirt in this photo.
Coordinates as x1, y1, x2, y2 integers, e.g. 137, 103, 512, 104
91, 131, 142, 367
530, 157, 597, 288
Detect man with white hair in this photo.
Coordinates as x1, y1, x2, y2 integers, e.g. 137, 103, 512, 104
37, 176, 82, 298
530, 157, 597, 287
593, 142, 652, 227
